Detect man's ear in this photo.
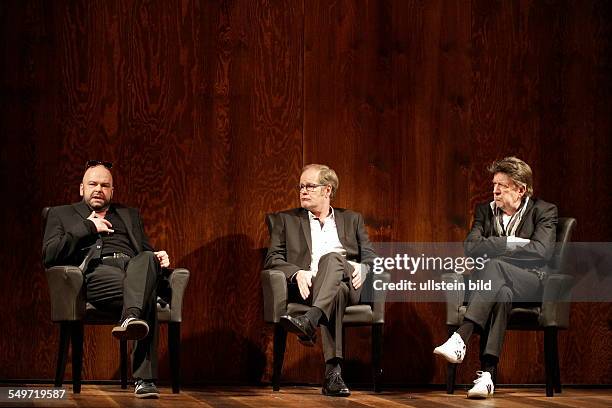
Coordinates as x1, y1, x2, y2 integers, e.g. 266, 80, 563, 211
79, 183, 84, 197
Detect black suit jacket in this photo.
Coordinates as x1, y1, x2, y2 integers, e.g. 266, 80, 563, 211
264, 207, 377, 280
464, 197, 558, 269
42, 201, 153, 270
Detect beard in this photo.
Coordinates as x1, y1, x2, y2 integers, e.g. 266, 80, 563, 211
85, 195, 110, 211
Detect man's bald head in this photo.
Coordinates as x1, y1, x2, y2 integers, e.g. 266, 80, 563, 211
80, 165, 114, 211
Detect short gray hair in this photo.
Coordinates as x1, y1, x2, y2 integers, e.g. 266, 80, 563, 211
488, 156, 533, 196
301, 164, 339, 199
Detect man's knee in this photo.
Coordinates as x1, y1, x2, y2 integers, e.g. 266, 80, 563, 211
496, 285, 513, 303
129, 251, 161, 280
138, 251, 157, 262
480, 258, 508, 278
316, 253, 345, 280
319, 252, 344, 266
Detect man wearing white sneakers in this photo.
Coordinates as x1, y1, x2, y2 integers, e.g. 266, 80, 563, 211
434, 157, 558, 398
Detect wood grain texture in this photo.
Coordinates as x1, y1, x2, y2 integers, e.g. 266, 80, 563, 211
0, 0, 611, 386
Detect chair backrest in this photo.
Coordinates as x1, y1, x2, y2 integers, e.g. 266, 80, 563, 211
42, 207, 50, 228
549, 217, 577, 272
265, 212, 279, 236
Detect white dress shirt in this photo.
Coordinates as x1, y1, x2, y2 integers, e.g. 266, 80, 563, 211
308, 208, 346, 276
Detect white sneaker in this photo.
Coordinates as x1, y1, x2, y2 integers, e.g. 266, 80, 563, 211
433, 332, 466, 363
467, 371, 494, 399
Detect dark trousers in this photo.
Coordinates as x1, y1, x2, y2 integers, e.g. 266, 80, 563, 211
464, 258, 541, 358
85, 251, 161, 380
288, 252, 362, 362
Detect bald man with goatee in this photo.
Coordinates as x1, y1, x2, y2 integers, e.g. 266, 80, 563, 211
43, 160, 170, 399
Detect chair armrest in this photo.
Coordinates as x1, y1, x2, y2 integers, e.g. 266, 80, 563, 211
540, 273, 574, 328
45, 266, 86, 321
164, 268, 190, 322
261, 269, 288, 323
442, 273, 465, 326
371, 272, 390, 324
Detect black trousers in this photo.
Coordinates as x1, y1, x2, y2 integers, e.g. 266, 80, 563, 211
85, 251, 161, 380
288, 252, 362, 362
464, 258, 542, 358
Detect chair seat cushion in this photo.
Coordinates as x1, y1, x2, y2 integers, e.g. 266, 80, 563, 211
287, 303, 373, 325
508, 307, 541, 329
456, 305, 542, 330
84, 303, 121, 324
157, 303, 171, 322
83, 302, 173, 323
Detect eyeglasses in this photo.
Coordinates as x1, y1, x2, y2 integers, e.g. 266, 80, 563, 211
297, 183, 326, 192
86, 160, 113, 170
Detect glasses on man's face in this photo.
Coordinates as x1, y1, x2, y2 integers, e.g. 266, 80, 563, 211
297, 183, 326, 192
86, 160, 113, 170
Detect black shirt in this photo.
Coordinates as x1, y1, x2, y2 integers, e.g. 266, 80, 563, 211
100, 207, 136, 257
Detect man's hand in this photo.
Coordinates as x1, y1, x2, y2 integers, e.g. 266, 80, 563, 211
296, 270, 313, 300
154, 251, 170, 268
348, 261, 364, 289
87, 211, 114, 233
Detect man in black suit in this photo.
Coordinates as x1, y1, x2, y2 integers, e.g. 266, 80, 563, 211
42, 161, 170, 399
265, 164, 377, 397
434, 156, 558, 398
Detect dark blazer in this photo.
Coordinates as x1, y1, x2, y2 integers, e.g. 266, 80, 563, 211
264, 207, 377, 280
464, 197, 558, 269
43, 201, 153, 269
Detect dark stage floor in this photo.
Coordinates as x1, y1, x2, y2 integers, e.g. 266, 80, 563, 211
1, 385, 611, 407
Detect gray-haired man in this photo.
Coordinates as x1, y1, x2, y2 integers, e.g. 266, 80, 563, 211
434, 157, 558, 398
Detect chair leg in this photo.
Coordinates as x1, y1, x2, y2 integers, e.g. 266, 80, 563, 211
169, 322, 181, 393
342, 326, 347, 362
272, 323, 287, 391
551, 328, 561, 393
54, 322, 71, 388
446, 325, 458, 394
70, 322, 84, 394
372, 324, 383, 393
544, 327, 557, 397
447, 363, 458, 394
120, 339, 128, 389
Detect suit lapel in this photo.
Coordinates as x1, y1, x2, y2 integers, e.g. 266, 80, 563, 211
72, 201, 92, 220
116, 207, 141, 252
71, 201, 100, 270
334, 209, 347, 247
515, 198, 535, 235
485, 204, 495, 236
299, 209, 312, 255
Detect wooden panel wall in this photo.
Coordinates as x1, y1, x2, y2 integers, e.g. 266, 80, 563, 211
1, 0, 610, 385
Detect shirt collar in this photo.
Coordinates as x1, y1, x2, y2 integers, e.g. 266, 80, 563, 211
490, 196, 530, 215
308, 206, 335, 221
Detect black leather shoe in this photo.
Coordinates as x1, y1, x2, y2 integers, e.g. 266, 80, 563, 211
279, 315, 316, 346
322, 371, 351, 397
